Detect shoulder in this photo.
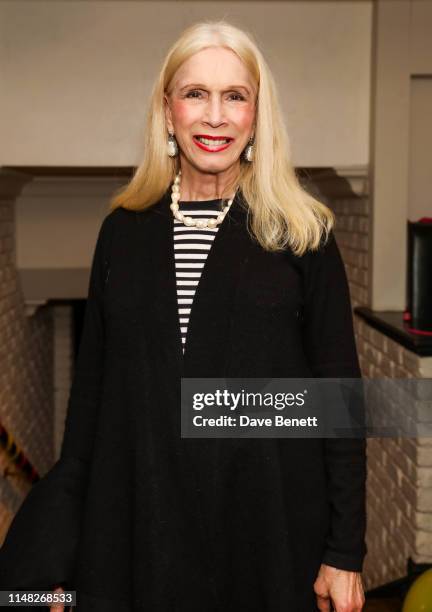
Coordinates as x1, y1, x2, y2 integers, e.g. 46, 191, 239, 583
296, 229, 348, 296
101, 206, 136, 230
102, 199, 165, 229
91, 208, 137, 266
289, 229, 340, 270
303, 229, 341, 266
96, 203, 161, 259
98, 205, 155, 239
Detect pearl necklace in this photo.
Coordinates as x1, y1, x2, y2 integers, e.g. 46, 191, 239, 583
169, 171, 235, 229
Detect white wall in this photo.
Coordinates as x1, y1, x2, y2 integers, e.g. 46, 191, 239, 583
409, 77, 432, 222
0, 0, 372, 167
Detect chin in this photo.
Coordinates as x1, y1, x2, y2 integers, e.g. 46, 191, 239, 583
194, 158, 239, 175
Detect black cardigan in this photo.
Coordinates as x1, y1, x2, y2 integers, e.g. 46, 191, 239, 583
0, 188, 367, 612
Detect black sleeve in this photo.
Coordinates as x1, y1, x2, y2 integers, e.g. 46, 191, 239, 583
0, 211, 116, 591
59, 210, 115, 464
301, 230, 367, 572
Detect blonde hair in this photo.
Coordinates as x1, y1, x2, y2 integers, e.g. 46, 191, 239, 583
110, 20, 334, 256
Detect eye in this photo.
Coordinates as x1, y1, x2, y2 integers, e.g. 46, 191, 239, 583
185, 90, 203, 99
228, 92, 246, 101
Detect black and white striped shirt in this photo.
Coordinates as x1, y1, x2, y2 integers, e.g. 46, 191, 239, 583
174, 199, 224, 353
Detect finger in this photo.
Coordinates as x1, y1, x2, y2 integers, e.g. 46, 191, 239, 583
50, 588, 65, 612
355, 598, 366, 612
316, 594, 332, 612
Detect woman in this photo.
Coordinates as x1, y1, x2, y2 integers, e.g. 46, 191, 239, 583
0, 21, 366, 612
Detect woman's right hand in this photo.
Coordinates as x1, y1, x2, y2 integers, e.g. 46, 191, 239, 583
50, 585, 66, 611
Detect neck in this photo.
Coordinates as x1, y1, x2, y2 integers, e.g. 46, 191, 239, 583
177, 158, 239, 201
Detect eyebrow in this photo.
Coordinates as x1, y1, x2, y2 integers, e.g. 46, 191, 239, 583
179, 83, 251, 94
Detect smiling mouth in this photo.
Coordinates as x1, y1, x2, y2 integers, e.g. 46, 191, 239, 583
193, 135, 234, 152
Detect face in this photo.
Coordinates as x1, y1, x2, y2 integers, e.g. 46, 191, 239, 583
164, 46, 257, 176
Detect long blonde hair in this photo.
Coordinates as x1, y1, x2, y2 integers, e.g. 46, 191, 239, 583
109, 20, 334, 256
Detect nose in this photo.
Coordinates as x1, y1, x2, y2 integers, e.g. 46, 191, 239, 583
203, 94, 226, 127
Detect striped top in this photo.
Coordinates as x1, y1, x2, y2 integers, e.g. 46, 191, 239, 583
174, 199, 225, 353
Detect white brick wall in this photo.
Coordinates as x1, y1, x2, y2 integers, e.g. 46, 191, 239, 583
358, 318, 432, 589
332, 195, 370, 308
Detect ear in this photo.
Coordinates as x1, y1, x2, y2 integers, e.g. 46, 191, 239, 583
164, 94, 174, 134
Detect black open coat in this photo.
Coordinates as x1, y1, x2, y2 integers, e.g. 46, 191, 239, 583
0, 189, 367, 611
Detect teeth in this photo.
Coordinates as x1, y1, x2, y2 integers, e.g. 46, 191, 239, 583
196, 136, 230, 146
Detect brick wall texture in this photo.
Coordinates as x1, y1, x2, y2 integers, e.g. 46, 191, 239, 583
0, 194, 54, 544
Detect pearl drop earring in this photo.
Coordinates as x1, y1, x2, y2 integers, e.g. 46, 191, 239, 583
167, 132, 178, 157
243, 136, 255, 162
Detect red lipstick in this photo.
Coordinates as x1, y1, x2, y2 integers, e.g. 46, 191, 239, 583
193, 134, 234, 153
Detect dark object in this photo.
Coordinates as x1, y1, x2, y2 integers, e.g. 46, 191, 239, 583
364, 598, 401, 612
405, 218, 432, 334
355, 307, 432, 356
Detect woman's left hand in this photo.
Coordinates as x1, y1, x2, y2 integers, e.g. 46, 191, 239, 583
313, 563, 365, 612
